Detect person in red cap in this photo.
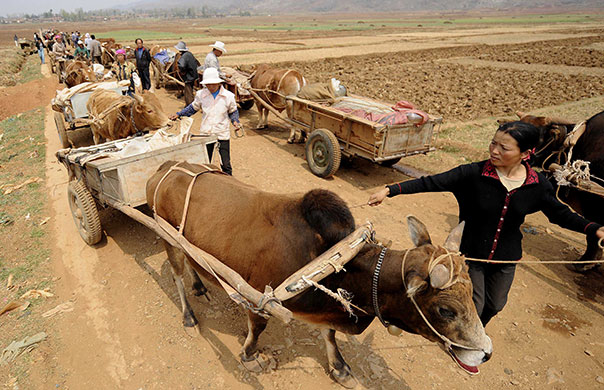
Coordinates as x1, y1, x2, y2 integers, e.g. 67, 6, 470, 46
104, 49, 139, 94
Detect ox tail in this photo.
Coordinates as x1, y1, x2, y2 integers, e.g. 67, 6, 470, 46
301, 189, 355, 246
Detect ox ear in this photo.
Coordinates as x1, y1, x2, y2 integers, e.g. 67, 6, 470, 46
406, 215, 431, 247
443, 221, 465, 252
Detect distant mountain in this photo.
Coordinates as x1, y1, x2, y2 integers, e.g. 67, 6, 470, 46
119, 0, 603, 13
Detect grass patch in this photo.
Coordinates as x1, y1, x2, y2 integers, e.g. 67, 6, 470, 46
210, 13, 602, 31
17, 53, 43, 85
0, 106, 52, 386
0, 47, 42, 87
96, 29, 202, 44
0, 48, 26, 86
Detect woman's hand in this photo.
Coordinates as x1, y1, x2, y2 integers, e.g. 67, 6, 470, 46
596, 227, 604, 244
368, 187, 390, 206
169, 114, 179, 121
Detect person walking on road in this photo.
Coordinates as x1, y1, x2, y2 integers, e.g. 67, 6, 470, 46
202, 41, 227, 79
169, 68, 242, 175
88, 35, 102, 64
134, 38, 152, 91
174, 41, 198, 106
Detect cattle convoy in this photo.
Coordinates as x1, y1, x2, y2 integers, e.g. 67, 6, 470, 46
42, 28, 604, 387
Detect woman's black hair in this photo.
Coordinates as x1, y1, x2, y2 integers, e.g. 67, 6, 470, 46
496, 121, 540, 152
135, 38, 143, 44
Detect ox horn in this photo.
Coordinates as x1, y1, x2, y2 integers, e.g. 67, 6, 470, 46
132, 92, 143, 104
430, 264, 450, 289
515, 111, 526, 119
545, 116, 575, 126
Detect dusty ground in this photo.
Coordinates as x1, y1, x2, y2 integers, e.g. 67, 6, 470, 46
2, 17, 604, 390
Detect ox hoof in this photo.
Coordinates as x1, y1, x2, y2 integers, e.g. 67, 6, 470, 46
192, 282, 208, 297
330, 367, 358, 389
183, 323, 201, 338
240, 352, 276, 373
256, 125, 268, 130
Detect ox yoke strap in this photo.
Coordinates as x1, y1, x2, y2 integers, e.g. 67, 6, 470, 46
152, 162, 228, 235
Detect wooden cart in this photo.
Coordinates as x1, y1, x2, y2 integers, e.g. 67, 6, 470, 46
53, 84, 128, 148
250, 90, 442, 178
56, 135, 374, 324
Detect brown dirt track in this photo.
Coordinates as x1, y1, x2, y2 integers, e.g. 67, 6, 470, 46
3, 18, 604, 390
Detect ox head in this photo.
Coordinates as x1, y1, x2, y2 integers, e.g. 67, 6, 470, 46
498, 111, 575, 167
132, 91, 169, 131
378, 216, 492, 368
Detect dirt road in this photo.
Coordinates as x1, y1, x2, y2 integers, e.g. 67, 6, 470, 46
38, 86, 604, 390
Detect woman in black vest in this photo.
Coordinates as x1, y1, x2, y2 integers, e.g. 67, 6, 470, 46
369, 121, 604, 326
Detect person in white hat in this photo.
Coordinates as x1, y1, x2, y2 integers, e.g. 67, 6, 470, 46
84, 33, 92, 50
203, 41, 227, 79
169, 67, 243, 176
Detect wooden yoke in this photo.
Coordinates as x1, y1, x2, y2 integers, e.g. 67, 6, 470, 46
273, 222, 374, 301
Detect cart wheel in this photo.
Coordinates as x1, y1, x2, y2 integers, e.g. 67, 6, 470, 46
378, 157, 402, 167
54, 112, 70, 149
239, 100, 254, 110
305, 128, 341, 178
67, 181, 102, 245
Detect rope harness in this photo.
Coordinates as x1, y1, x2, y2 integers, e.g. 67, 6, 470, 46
541, 121, 604, 198
372, 246, 477, 351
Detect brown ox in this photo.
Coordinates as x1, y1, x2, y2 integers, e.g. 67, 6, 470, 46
87, 90, 169, 144
64, 60, 96, 88
249, 64, 306, 142
146, 162, 492, 387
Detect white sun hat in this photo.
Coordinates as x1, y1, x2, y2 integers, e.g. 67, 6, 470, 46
209, 41, 227, 53
201, 68, 223, 85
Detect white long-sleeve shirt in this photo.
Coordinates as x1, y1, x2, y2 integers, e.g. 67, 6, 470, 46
191, 87, 237, 140
203, 52, 225, 78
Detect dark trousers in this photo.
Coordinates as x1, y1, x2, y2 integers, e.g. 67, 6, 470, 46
138, 66, 151, 90
468, 262, 516, 326
92, 55, 102, 64
206, 140, 232, 176
184, 82, 195, 106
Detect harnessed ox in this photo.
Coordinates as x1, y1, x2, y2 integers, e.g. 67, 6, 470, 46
86, 89, 169, 144
249, 64, 306, 142
64, 60, 96, 88
146, 161, 493, 387
502, 111, 604, 270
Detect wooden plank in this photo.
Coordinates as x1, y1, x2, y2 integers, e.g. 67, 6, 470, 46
164, 74, 185, 87
108, 200, 293, 324
273, 223, 373, 301
248, 89, 293, 127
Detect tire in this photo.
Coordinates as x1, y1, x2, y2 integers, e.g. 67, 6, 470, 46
305, 128, 341, 178
378, 157, 402, 167
67, 181, 102, 245
54, 112, 70, 149
239, 99, 254, 110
